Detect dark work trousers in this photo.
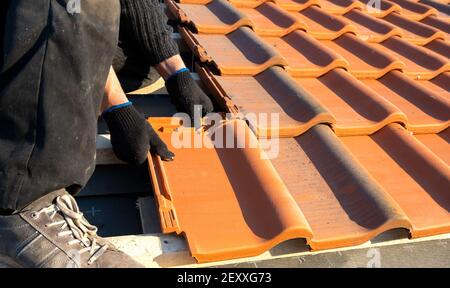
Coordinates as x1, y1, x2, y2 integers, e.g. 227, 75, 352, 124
0, 0, 120, 210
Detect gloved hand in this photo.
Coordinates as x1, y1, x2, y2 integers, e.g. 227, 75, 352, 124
103, 103, 174, 164
165, 70, 214, 121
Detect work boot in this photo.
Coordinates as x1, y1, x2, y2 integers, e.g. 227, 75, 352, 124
0, 190, 144, 268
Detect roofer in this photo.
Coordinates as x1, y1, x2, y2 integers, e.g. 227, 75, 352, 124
0, 0, 212, 268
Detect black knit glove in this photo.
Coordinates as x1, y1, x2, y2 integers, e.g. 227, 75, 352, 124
166, 70, 214, 121
103, 104, 174, 164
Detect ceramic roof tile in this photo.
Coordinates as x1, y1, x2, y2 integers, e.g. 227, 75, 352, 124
180, 26, 287, 75
375, 36, 450, 79
361, 70, 450, 133
423, 72, 450, 96
272, 0, 321, 11
237, 2, 308, 36
414, 128, 450, 165
382, 12, 446, 45
229, 0, 273, 8
147, 118, 313, 262
197, 65, 335, 137
342, 9, 404, 42
293, 5, 358, 40
294, 68, 407, 135
424, 39, 450, 58
341, 124, 450, 238
417, 0, 450, 17
318, 33, 405, 78
166, 0, 252, 34
387, 0, 439, 20
270, 124, 411, 250
318, 0, 364, 14
263, 30, 349, 76
168, 0, 308, 36
358, 0, 402, 18
420, 15, 450, 34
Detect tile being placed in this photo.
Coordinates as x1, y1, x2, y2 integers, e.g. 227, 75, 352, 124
361, 70, 450, 134
319, 33, 405, 78
341, 123, 450, 238
270, 124, 411, 250
180, 26, 287, 75
376, 36, 450, 80
318, 0, 364, 14
414, 128, 450, 165
197, 64, 335, 137
294, 68, 407, 135
166, 0, 252, 34
263, 30, 349, 77
342, 9, 403, 42
147, 118, 313, 262
382, 12, 446, 45
293, 6, 358, 40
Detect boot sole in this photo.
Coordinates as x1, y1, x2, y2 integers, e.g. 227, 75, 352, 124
0, 254, 22, 268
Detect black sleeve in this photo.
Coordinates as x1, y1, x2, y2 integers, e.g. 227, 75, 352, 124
0, 0, 9, 70
119, 0, 179, 66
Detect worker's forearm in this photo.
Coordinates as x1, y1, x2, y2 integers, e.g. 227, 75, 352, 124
155, 55, 187, 81
102, 67, 129, 113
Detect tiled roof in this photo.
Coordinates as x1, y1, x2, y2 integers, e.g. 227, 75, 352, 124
147, 0, 450, 262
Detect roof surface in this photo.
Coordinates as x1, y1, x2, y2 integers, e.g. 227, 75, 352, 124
147, 0, 450, 262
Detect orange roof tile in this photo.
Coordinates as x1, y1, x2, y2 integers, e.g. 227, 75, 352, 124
341, 124, 450, 238
147, 0, 450, 262
147, 118, 313, 262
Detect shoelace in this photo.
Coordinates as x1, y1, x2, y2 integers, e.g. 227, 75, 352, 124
36, 195, 108, 265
